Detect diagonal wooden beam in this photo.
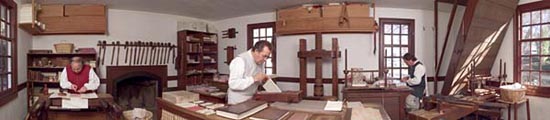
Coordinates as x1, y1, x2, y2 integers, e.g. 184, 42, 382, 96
438, 0, 468, 6
436, 0, 459, 84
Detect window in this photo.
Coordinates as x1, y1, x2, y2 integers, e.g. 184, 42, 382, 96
379, 18, 415, 79
247, 22, 276, 74
516, 2, 550, 93
0, 0, 17, 107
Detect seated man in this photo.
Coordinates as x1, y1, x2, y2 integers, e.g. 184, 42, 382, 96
60, 57, 100, 93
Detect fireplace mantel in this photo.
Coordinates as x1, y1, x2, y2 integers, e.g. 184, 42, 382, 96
106, 65, 167, 98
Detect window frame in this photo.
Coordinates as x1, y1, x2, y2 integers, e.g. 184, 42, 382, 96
378, 18, 415, 79
0, 0, 18, 107
514, 1, 550, 97
247, 22, 276, 74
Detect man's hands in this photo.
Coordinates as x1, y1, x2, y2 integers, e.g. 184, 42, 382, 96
401, 76, 410, 82
71, 84, 78, 91
254, 73, 268, 83
70, 84, 88, 93
78, 86, 88, 93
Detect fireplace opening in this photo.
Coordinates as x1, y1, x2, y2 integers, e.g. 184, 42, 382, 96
115, 76, 158, 111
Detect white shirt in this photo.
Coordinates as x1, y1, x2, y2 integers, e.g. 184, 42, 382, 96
227, 50, 264, 104
406, 61, 429, 96
59, 67, 100, 90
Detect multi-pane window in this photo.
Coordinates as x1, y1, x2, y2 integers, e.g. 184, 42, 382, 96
0, 0, 17, 107
247, 22, 276, 74
379, 18, 414, 79
519, 8, 550, 86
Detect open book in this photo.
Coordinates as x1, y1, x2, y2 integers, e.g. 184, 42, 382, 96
262, 79, 282, 93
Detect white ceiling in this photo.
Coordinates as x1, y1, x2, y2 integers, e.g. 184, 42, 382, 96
27, 0, 458, 21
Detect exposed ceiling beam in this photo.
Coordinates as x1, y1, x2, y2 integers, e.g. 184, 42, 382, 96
438, 0, 468, 6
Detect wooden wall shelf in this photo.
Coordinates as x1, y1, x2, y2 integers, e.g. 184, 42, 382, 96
176, 30, 219, 89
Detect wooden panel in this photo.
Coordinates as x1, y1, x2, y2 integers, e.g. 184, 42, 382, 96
40, 16, 106, 34
38, 4, 64, 17
321, 17, 376, 31
323, 4, 370, 18
277, 6, 320, 20
276, 17, 376, 35
276, 17, 322, 34
64, 4, 105, 16
48, 111, 107, 120
383, 97, 401, 120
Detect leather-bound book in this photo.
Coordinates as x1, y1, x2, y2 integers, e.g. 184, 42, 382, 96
249, 107, 290, 120
216, 100, 268, 120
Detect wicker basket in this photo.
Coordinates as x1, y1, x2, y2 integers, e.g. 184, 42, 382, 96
54, 43, 74, 53
123, 110, 153, 120
500, 88, 526, 103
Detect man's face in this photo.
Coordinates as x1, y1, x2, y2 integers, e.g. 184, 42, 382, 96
252, 47, 271, 65
71, 62, 83, 73
404, 59, 414, 66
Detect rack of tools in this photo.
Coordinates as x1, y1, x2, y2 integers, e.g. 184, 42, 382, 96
96, 40, 177, 66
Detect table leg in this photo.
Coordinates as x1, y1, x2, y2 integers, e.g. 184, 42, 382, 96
514, 103, 518, 120
508, 104, 511, 120
527, 99, 531, 120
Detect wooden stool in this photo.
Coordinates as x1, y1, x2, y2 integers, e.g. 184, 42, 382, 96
497, 98, 530, 120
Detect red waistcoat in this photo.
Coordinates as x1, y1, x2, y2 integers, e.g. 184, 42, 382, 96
66, 65, 91, 90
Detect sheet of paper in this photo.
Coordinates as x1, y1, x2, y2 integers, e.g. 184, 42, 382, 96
352, 107, 382, 120
262, 79, 282, 93
324, 101, 343, 111
62, 98, 88, 109
80, 93, 99, 99
347, 101, 364, 108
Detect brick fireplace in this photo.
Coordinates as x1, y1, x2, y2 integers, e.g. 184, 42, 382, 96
106, 66, 167, 110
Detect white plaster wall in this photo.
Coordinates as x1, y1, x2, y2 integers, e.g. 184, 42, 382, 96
0, 0, 33, 118
214, 7, 464, 96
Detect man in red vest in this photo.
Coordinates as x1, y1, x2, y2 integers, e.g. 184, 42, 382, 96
60, 57, 100, 93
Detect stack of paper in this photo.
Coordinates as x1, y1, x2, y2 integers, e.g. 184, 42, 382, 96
324, 101, 343, 111
62, 98, 88, 109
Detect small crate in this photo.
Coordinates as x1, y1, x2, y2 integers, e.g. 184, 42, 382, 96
54, 43, 74, 53
500, 88, 526, 103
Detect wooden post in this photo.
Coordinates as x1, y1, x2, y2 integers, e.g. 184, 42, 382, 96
314, 33, 324, 97
299, 39, 307, 95
332, 38, 339, 97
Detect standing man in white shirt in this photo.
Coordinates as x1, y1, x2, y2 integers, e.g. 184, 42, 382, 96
60, 57, 100, 93
227, 41, 272, 104
400, 53, 428, 112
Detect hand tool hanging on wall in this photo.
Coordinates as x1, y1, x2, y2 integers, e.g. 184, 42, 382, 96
141, 42, 147, 65
124, 41, 129, 64
165, 43, 171, 64
97, 41, 103, 65
115, 41, 120, 65
172, 44, 176, 64
129, 42, 134, 66
143, 42, 150, 65
133, 41, 139, 65
110, 41, 116, 65
148, 42, 154, 65
101, 41, 107, 65
135, 41, 141, 65
162, 43, 168, 64
156, 42, 161, 65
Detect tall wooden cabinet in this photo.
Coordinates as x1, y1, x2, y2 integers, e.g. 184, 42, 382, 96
176, 30, 218, 89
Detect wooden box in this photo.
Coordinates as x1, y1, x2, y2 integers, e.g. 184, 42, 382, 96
40, 16, 106, 34
162, 90, 200, 104
64, 4, 105, 16
277, 6, 321, 20
323, 4, 370, 18
253, 91, 303, 103
38, 4, 64, 17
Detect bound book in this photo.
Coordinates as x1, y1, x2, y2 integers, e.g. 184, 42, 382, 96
249, 107, 290, 120
216, 100, 268, 120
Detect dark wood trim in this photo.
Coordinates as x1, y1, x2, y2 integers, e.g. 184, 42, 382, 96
437, 0, 468, 6
167, 75, 177, 80
247, 22, 277, 74
0, 0, 18, 108
515, 1, 550, 97
378, 18, 415, 78
273, 76, 445, 83
17, 81, 26, 91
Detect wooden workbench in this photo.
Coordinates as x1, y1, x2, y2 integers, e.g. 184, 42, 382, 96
27, 93, 122, 120
342, 87, 412, 120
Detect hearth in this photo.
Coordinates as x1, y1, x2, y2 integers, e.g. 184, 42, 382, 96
106, 66, 167, 111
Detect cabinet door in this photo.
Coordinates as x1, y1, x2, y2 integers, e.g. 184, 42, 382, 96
383, 96, 401, 120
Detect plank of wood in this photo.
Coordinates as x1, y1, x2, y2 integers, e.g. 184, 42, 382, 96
64, 4, 105, 16
38, 4, 64, 17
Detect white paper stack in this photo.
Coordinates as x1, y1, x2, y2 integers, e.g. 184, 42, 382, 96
62, 98, 88, 109
324, 101, 343, 111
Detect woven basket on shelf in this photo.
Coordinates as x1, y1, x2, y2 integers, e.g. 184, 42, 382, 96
500, 88, 526, 103
123, 110, 153, 120
54, 43, 74, 53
